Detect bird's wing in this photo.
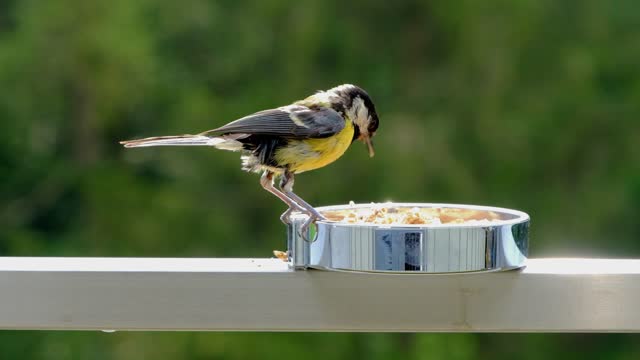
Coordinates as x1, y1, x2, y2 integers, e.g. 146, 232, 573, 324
202, 105, 345, 139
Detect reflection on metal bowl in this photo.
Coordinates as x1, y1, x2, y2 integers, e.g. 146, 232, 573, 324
287, 203, 529, 273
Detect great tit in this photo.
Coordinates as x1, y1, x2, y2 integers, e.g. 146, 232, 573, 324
120, 84, 380, 231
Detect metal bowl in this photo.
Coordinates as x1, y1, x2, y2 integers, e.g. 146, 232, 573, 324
287, 203, 529, 273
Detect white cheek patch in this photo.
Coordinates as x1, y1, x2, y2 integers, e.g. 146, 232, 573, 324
357, 101, 369, 127
349, 97, 369, 136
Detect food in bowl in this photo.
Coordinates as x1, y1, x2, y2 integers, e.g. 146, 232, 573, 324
321, 202, 503, 225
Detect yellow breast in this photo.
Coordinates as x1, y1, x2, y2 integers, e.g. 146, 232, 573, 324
275, 120, 354, 173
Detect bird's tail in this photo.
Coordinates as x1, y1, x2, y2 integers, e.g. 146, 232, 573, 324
120, 135, 223, 148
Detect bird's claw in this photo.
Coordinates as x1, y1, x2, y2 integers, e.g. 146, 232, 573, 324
279, 208, 295, 225
298, 213, 325, 242
280, 205, 307, 225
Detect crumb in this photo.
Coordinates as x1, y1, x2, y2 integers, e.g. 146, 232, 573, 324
273, 250, 288, 262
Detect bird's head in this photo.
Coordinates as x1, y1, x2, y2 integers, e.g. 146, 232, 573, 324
325, 84, 379, 157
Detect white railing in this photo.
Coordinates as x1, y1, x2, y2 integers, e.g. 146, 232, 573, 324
1, 257, 639, 332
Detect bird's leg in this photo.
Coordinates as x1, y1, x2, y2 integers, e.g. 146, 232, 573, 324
279, 170, 326, 220
279, 170, 326, 239
259, 171, 304, 225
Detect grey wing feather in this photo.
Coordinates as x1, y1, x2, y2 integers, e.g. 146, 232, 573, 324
201, 106, 345, 139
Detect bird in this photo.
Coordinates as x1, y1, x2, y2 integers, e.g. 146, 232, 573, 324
120, 84, 380, 235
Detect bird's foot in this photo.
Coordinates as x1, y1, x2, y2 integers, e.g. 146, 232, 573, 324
305, 206, 327, 222
298, 208, 326, 242
279, 205, 305, 225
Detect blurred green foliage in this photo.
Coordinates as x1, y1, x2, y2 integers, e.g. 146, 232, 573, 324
1, 0, 639, 358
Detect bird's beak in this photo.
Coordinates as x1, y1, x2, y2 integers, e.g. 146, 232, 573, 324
364, 136, 375, 158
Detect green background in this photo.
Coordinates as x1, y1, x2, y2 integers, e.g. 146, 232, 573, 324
1, 0, 639, 358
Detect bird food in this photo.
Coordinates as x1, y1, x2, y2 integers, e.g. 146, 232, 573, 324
321, 202, 504, 226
